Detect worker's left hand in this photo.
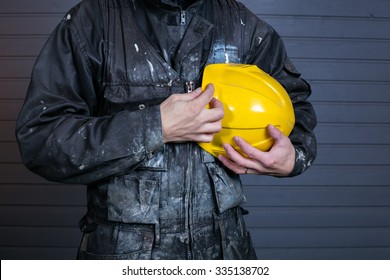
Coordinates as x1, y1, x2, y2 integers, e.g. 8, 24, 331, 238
218, 124, 295, 177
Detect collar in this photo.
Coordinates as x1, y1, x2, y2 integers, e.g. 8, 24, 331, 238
144, 0, 203, 11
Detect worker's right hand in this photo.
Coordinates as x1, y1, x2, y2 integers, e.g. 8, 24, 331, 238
160, 84, 224, 144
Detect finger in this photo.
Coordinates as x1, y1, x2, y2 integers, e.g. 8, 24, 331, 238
180, 87, 203, 101
233, 136, 277, 171
201, 106, 224, 124
233, 136, 264, 159
209, 97, 223, 109
222, 142, 270, 175
191, 84, 215, 108
222, 143, 253, 167
218, 154, 244, 174
198, 121, 222, 135
194, 133, 215, 143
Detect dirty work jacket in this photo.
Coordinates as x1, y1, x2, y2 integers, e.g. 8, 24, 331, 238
15, 0, 317, 259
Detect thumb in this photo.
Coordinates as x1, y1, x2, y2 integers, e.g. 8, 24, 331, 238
267, 124, 283, 142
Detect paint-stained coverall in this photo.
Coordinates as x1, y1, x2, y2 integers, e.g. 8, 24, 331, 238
15, 0, 317, 259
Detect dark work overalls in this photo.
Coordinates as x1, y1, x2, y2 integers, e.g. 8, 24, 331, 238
77, 0, 257, 260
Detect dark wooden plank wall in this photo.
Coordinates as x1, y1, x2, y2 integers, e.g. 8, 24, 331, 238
0, 0, 389, 260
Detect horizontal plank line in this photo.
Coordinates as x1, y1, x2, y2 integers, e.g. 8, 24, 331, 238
244, 185, 390, 189
0, 34, 48, 38
254, 246, 390, 250
249, 226, 390, 230
244, 204, 390, 208
284, 36, 390, 42
295, 56, 390, 62
312, 100, 390, 105
0, 12, 64, 16
310, 163, 390, 167
0, 225, 78, 229
246, 205, 390, 209
308, 79, 390, 84
0, 55, 37, 59
258, 14, 390, 20
316, 121, 390, 125
318, 143, 390, 147
296, 58, 390, 64
316, 122, 390, 126
0, 245, 77, 249
0, 204, 85, 207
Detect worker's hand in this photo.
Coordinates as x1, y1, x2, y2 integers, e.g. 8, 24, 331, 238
218, 124, 295, 177
161, 84, 224, 143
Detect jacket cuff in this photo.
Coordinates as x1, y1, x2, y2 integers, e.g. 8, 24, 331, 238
288, 147, 309, 177
142, 105, 164, 159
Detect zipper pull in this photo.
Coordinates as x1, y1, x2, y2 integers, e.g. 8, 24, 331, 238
186, 81, 194, 93
180, 10, 186, 25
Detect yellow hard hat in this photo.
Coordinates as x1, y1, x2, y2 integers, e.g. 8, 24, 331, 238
198, 63, 295, 157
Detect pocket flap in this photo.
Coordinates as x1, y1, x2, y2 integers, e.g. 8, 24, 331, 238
107, 176, 159, 224
205, 161, 245, 213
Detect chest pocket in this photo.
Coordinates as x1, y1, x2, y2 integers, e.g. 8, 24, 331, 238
102, 84, 172, 115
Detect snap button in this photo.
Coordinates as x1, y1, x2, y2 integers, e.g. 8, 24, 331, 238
138, 104, 145, 110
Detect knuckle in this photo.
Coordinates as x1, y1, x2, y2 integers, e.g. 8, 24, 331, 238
202, 135, 214, 143
218, 108, 224, 118
263, 158, 276, 169
188, 103, 200, 115
213, 121, 222, 131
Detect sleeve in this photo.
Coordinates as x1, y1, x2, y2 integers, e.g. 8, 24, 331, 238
15, 4, 164, 184
241, 6, 317, 176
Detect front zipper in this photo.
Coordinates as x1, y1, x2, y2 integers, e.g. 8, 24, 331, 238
185, 142, 194, 260
180, 10, 186, 25
128, 3, 213, 88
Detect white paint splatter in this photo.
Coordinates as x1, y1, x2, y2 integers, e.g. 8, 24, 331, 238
224, 52, 229, 63
146, 59, 154, 74
78, 127, 87, 140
